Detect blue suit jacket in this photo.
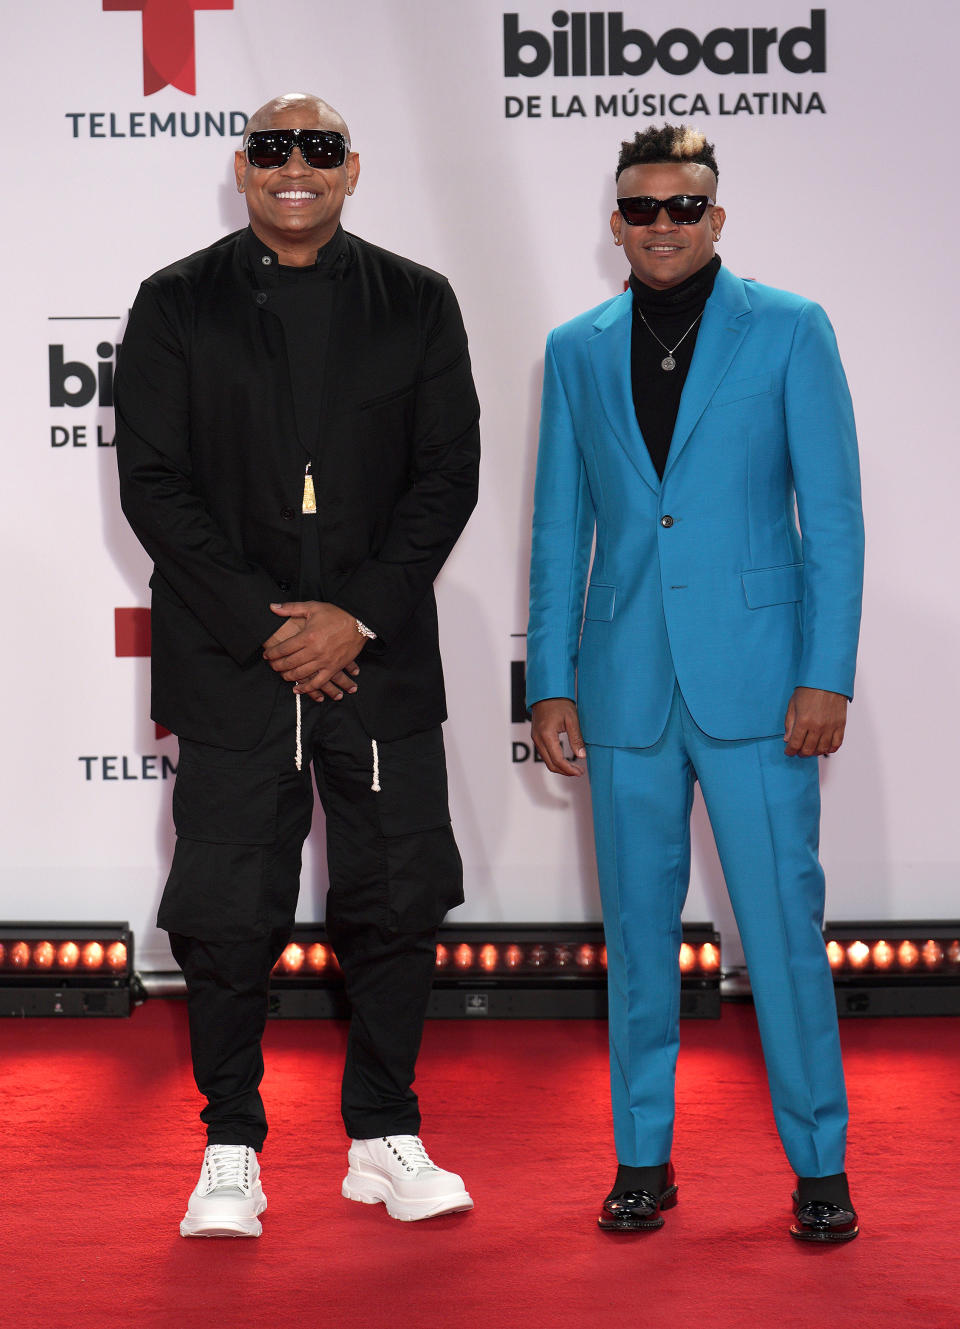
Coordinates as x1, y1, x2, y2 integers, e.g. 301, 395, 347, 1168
526, 265, 864, 746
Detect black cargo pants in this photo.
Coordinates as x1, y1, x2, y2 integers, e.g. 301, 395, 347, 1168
160, 687, 463, 1150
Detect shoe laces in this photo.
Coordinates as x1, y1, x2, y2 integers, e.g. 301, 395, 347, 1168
205, 1144, 251, 1193
382, 1135, 439, 1174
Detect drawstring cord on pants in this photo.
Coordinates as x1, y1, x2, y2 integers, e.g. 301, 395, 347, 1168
293, 690, 380, 793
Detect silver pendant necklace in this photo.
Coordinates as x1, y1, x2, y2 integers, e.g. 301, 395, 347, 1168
638, 308, 703, 372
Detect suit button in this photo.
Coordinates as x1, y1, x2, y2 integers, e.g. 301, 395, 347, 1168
255, 292, 267, 306
281, 506, 295, 521
277, 580, 291, 592
661, 515, 674, 528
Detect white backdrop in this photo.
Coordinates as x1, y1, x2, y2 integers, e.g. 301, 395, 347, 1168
2, 1, 957, 970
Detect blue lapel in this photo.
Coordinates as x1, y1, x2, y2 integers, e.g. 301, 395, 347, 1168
587, 291, 661, 494
585, 269, 753, 492
664, 266, 752, 479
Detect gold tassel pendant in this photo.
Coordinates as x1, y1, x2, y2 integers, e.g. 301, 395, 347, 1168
302, 464, 317, 515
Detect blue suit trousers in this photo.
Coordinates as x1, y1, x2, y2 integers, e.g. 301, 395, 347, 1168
588, 686, 848, 1178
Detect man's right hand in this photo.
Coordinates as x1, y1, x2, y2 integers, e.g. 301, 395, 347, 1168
531, 698, 587, 777
263, 615, 359, 702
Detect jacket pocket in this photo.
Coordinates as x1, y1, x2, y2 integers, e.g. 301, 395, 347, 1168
584, 583, 616, 621
741, 562, 803, 608
357, 382, 416, 411
712, 373, 775, 407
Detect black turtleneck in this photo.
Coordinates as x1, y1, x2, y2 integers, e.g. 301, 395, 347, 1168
630, 254, 721, 480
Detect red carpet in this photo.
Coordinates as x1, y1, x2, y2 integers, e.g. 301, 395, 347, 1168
3, 1000, 958, 1329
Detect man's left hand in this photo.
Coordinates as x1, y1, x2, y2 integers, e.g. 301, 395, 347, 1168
263, 601, 367, 699
784, 687, 848, 757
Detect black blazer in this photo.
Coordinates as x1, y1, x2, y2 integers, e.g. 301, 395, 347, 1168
115, 227, 480, 748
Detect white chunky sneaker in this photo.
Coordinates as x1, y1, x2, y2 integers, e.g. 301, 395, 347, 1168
342, 1135, 474, 1222
180, 1145, 267, 1237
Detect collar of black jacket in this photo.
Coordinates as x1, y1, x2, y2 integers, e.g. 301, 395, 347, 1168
240, 224, 352, 288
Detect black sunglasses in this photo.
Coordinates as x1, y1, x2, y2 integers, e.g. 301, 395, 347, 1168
617, 194, 715, 226
244, 128, 348, 171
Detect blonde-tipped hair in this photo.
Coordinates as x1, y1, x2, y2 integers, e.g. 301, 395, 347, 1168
615, 124, 718, 182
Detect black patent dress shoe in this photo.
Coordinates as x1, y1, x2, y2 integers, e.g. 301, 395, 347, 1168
789, 1191, 859, 1243
598, 1162, 678, 1231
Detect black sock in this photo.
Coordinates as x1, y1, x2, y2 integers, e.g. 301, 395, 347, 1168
797, 1172, 852, 1209
607, 1163, 668, 1201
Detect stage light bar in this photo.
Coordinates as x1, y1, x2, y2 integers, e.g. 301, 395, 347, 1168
268, 923, 722, 1020
824, 921, 960, 1017
0, 923, 136, 1017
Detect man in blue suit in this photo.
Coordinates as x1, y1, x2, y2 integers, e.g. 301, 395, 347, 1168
526, 125, 863, 1241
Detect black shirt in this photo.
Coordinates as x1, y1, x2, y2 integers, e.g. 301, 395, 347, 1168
630, 255, 721, 479
251, 226, 350, 597
268, 224, 349, 456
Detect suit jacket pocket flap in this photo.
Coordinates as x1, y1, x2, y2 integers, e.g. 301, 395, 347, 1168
584, 583, 616, 620
712, 373, 774, 407
741, 563, 803, 608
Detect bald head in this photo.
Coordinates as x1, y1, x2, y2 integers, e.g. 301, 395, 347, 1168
244, 93, 351, 146
235, 91, 360, 267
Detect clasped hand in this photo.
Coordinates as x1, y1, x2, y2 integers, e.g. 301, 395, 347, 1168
262, 601, 365, 702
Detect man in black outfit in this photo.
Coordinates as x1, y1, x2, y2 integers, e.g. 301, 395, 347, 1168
115, 92, 480, 1236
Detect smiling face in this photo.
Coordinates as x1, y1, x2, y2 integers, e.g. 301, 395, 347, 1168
234, 101, 360, 265
611, 161, 724, 290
